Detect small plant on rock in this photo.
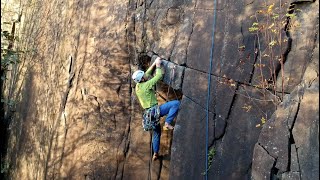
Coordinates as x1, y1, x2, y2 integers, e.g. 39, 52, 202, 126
202, 147, 216, 175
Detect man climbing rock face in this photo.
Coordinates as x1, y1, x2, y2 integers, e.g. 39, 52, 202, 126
132, 56, 180, 161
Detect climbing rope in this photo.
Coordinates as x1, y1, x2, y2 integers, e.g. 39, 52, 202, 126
148, 131, 153, 180
205, 0, 218, 179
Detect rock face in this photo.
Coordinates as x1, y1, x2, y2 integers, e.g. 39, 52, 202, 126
3, 0, 318, 180
251, 1, 319, 179
132, 1, 320, 179
4, 0, 133, 179
131, 0, 319, 179
252, 44, 319, 179
252, 6, 319, 179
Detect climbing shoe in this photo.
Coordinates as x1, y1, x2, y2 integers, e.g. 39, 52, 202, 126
163, 122, 174, 130
152, 153, 159, 161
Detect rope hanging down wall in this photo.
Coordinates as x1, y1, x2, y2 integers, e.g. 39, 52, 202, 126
205, 0, 218, 179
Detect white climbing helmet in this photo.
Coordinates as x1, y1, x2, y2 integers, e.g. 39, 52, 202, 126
132, 70, 145, 83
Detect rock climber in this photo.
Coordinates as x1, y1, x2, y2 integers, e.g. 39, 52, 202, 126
131, 56, 180, 161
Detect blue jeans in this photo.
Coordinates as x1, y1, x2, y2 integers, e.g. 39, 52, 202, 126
152, 100, 180, 153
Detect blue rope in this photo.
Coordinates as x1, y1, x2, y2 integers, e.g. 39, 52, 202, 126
205, 0, 217, 179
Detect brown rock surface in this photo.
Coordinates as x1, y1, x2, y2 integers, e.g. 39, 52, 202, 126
252, 1, 319, 179
2, 0, 318, 179
4, 0, 134, 179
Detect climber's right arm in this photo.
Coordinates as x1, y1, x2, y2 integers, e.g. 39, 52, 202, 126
145, 57, 161, 77
144, 57, 162, 89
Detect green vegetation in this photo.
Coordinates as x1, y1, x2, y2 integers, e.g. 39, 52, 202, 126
248, 2, 300, 97
202, 147, 216, 175
1, 30, 20, 71
245, 3, 300, 127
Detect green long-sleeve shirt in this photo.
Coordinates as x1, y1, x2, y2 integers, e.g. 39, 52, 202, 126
135, 67, 163, 109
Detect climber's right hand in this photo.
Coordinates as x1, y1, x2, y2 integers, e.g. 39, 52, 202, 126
155, 57, 162, 67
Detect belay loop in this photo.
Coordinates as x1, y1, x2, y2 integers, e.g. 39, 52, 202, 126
142, 105, 160, 131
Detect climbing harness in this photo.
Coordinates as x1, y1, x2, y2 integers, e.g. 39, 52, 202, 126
205, 0, 218, 179
142, 105, 161, 131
